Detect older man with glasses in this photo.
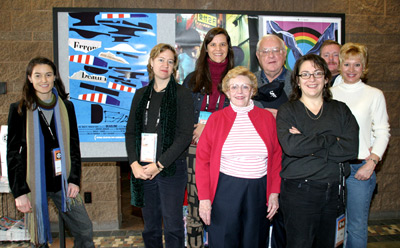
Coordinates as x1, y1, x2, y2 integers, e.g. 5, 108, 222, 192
254, 34, 292, 119
253, 34, 291, 248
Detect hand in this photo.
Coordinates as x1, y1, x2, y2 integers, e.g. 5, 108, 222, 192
266, 193, 279, 220
289, 126, 301, 134
199, 199, 212, 225
143, 162, 163, 180
355, 153, 379, 181
265, 108, 278, 118
68, 183, 80, 198
15, 194, 32, 213
354, 162, 375, 180
130, 161, 150, 180
192, 123, 205, 144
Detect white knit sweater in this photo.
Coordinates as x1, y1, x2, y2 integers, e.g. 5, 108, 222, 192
331, 78, 390, 160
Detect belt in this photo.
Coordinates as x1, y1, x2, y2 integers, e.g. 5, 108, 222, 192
349, 159, 364, 164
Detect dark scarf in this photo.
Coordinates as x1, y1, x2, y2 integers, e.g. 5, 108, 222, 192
130, 75, 178, 207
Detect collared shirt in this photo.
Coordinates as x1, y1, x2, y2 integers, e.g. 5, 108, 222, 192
260, 67, 288, 86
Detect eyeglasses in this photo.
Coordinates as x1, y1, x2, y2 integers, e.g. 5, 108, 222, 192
258, 47, 283, 56
298, 71, 325, 79
229, 84, 251, 92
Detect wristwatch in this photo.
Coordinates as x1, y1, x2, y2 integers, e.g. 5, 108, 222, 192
368, 158, 378, 165
156, 162, 163, 171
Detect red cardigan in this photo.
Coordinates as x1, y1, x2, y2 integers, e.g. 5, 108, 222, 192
196, 105, 282, 205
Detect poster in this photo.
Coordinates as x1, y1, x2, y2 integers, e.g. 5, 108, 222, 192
261, 15, 342, 70
68, 12, 157, 142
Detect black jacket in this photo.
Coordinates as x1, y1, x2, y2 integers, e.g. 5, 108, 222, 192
125, 83, 194, 167
7, 99, 82, 198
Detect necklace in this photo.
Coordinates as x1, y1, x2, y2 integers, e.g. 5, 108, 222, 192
304, 102, 324, 120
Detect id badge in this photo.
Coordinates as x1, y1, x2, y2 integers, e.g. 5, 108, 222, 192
334, 214, 345, 247
52, 148, 62, 176
140, 133, 157, 163
198, 111, 212, 124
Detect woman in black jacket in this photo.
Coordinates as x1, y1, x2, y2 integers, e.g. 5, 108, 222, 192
7, 57, 94, 247
125, 43, 193, 248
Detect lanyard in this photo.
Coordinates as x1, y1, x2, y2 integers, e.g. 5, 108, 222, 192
144, 88, 160, 128
37, 108, 56, 141
205, 94, 221, 112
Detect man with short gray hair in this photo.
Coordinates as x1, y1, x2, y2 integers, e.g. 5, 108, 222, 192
254, 34, 292, 118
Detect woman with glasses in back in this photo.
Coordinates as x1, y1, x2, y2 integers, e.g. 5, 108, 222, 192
276, 54, 359, 248
195, 66, 282, 247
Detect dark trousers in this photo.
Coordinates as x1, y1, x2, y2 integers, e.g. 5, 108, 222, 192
209, 173, 269, 248
47, 190, 94, 248
141, 159, 188, 248
281, 179, 344, 248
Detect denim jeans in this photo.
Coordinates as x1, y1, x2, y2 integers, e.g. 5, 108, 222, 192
47, 190, 95, 248
281, 178, 344, 248
141, 159, 188, 248
345, 162, 376, 248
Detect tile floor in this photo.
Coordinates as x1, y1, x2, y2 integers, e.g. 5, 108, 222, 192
2, 167, 399, 247
1, 219, 399, 247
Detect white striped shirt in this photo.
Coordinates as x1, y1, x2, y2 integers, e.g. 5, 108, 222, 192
220, 101, 268, 179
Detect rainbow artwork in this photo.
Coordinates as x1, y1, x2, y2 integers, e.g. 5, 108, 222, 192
264, 18, 340, 70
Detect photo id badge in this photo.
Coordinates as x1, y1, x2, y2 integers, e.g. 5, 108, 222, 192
52, 148, 62, 176
140, 133, 157, 163
334, 214, 345, 247
198, 111, 212, 124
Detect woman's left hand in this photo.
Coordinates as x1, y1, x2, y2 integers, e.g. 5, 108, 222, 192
68, 183, 80, 198
192, 123, 205, 144
289, 126, 301, 134
354, 164, 374, 180
355, 153, 379, 180
143, 162, 163, 180
199, 200, 212, 225
267, 193, 279, 220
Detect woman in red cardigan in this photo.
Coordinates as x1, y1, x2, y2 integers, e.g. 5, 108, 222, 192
195, 66, 282, 247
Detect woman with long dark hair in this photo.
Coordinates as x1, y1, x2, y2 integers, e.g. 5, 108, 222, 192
182, 27, 234, 247
184, 27, 234, 142
7, 57, 94, 247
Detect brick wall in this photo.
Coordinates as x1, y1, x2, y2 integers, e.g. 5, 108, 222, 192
0, 0, 399, 229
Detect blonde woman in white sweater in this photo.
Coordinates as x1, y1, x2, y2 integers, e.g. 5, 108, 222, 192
331, 42, 390, 248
